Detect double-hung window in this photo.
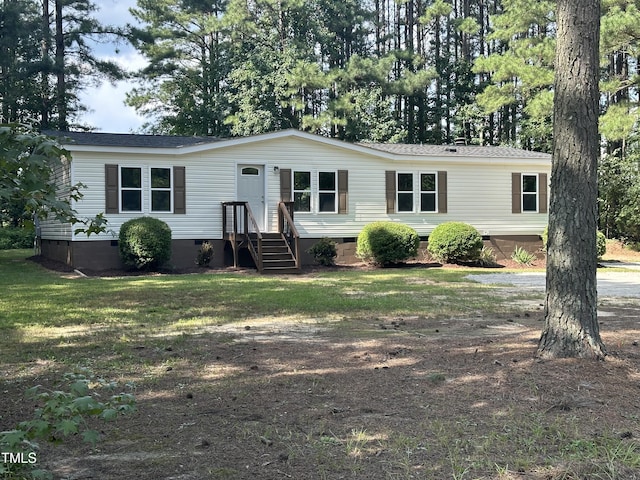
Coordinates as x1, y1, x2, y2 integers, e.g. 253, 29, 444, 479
318, 171, 337, 213
107, 164, 185, 215
120, 167, 142, 212
420, 173, 437, 212
293, 171, 311, 212
151, 167, 172, 212
397, 173, 414, 212
386, 170, 446, 214
522, 174, 538, 212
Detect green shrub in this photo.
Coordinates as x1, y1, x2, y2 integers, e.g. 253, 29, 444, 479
356, 222, 420, 266
542, 226, 607, 258
511, 246, 537, 265
427, 222, 483, 264
0, 227, 34, 250
119, 217, 172, 270
196, 241, 214, 266
307, 237, 337, 266
0, 369, 135, 480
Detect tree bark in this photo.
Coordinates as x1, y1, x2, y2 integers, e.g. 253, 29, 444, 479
537, 0, 605, 359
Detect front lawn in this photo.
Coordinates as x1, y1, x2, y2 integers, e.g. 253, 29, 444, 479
2, 249, 640, 480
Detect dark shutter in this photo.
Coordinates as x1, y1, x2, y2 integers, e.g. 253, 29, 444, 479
174, 166, 186, 214
338, 170, 348, 214
105, 164, 119, 213
437, 171, 447, 213
511, 172, 521, 214
280, 168, 292, 201
538, 173, 548, 214
385, 170, 396, 214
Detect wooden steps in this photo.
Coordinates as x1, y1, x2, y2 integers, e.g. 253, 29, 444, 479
253, 233, 300, 273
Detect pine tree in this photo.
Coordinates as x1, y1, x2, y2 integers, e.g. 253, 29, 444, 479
473, 0, 556, 150
538, 0, 606, 359
128, 0, 230, 136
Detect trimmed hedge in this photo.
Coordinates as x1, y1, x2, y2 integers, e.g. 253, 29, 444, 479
427, 222, 483, 263
0, 227, 35, 249
356, 221, 420, 266
119, 217, 172, 270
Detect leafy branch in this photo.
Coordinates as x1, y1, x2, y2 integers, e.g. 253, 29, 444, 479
0, 368, 136, 479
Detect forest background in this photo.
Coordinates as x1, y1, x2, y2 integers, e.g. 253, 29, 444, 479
1, 0, 640, 242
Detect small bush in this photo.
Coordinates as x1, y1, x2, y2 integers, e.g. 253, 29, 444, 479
196, 241, 214, 266
427, 222, 483, 264
0, 227, 34, 249
542, 226, 607, 258
307, 237, 337, 266
356, 222, 420, 266
511, 246, 536, 265
119, 217, 172, 270
478, 246, 498, 267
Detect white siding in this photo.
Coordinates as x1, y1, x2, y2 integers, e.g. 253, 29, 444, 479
40, 159, 73, 240
46, 134, 550, 242
70, 151, 236, 241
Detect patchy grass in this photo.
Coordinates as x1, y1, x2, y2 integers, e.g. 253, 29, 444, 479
2, 249, 640, 480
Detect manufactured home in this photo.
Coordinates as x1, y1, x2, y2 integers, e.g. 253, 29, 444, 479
40, 129, 551, 272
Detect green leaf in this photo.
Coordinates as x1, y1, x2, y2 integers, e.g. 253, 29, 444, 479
0, 429, 26, 448
81, 429, 101, 445
56, 419, 79, 436
69, 380, 90, 397
100, 408, 118, 421
73, 395, 104, 415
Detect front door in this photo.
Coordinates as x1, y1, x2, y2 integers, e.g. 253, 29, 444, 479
237, 164, 265, 230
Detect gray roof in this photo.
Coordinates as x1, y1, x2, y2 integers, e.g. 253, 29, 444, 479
43, 130, 549, 159
43, 131, 220, 149
359, 142, 550, 159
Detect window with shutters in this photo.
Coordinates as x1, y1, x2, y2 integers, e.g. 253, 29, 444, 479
387, 170, 446, 214
108, 165, 185, 214
290, 170, 345, 214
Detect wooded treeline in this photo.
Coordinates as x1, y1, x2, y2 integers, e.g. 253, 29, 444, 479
2, 0, 639, 147
1, 0, 640, 240
0, 0, 125, 131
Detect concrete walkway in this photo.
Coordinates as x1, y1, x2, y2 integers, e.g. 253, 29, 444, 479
467, 264, 640, 298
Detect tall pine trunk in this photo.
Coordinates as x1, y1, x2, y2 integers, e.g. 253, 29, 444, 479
537, 0, 605, 359
41, 0, 52, 129
55, 0, 67, 130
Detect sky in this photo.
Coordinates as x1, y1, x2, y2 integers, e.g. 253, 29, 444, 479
78, 0, 146, 133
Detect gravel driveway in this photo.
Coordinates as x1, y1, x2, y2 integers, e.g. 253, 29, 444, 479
467, 263, 640, 298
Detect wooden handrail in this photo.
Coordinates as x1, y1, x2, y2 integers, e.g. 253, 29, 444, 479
278, 202, 300, 269
222, 201, 263, 271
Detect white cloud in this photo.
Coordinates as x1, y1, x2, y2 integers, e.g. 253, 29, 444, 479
79, 81, 145, 133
